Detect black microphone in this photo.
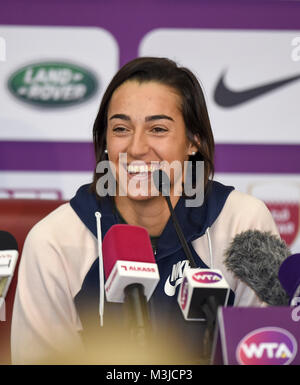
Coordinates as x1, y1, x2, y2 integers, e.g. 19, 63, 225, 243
153, 170, 230, 361
0, 231, 19, 321
153, 169, 197, 268
224, 230, 290, 306
178, 268, 230, 362
153, 170, 230, 317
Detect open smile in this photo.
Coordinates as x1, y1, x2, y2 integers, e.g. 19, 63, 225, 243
118, 162, 161, 181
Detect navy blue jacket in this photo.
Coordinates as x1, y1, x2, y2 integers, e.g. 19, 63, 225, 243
70, 181, 234, 363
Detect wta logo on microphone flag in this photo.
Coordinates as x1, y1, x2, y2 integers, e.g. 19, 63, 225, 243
192, 271, 222, 284
179, 277, 189, 311
177, 269, 230, 321
236, 327, 297, 365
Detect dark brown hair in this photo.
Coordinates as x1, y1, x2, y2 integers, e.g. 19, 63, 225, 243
91, 57, 214, 194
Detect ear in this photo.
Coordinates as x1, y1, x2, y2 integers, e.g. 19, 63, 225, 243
187, 135, 200, 156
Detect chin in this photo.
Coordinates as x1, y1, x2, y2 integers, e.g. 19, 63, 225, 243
126, 192, 158, 202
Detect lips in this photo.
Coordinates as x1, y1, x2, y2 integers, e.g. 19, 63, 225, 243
120, 162, 161, 182
127, 163, 161, 174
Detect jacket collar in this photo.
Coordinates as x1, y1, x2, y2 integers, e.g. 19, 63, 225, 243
70, 181, 234, 261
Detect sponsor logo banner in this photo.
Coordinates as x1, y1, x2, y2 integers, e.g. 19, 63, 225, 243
139, 29, 300, 144
212, 307, 300, 365
8, 61, 98, 108
236, 327, 297, 365
0, 26, 119, 142
266, 202, 299, 246
215, 173, 300, 253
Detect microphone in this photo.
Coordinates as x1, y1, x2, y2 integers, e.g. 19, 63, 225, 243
152, 169, 230, 317
224, 230, 290, 306
278, 253, 300, 305
102, 224, 159, 344
177, 269, 230, 321
177, 268, 230, 362
153, 169, 197, 268
0, 231, 19, 321
152, 170, 230, 361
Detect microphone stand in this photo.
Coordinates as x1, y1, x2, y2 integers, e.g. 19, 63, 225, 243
155, 170, 219, 364
201, 296, 219, 364
164, 195, 197, 268
123, 283, 152, 349
155, 169, 197, 268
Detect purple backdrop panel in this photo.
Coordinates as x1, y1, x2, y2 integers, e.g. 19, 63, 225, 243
1, 141, 299, 173
214, 306, 300, 365
215, 144, 300, 174
0, 141, 95, 171
1, 0, 300, 67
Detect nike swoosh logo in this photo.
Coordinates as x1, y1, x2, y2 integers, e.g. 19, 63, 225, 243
164, 276, 183, 297
214, 70, 300, 107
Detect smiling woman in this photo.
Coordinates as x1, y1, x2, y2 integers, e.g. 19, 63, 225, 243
92, 57, 214, 195
11, 57, 281, 365
105, 80, 197, 227
91, 57, 214, 235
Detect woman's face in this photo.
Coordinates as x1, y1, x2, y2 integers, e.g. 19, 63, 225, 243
106, 80, 197, 201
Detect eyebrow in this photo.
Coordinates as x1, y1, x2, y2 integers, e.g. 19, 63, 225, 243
146, 114, 174, 122
109, 114, 174, 122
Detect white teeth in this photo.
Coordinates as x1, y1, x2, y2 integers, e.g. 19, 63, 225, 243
127, 164, 160, 173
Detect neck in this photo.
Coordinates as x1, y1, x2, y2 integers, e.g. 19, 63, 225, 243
114, 195, 180, 237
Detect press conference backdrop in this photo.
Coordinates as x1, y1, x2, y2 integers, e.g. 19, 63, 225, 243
0, 0, 300, 252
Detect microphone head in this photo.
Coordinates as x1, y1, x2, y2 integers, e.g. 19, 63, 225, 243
0, 231, 18, 251
224, 230, 290, 306
153, 169, 170, 196
278, 253, 300, 301
102, 224, 155, 280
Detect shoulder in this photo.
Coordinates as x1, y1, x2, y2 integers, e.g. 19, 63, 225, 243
26, 202, 95, 247
21, 202, 97, 292
30, 202, 79, 230
225, 189, 270, 214
213, 188, 279, 237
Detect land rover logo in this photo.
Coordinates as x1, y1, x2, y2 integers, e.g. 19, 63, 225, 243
8, 61, 99, 107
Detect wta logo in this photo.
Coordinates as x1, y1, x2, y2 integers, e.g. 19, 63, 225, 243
236, 327, 298, 365
179, 277, 189, 310
192, 271, 222, 284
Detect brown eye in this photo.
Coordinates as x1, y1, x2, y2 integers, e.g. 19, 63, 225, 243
112, 126, 128, 134
151, 126, 168, 133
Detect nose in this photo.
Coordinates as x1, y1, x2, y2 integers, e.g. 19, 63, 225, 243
127, 129, 149, 159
